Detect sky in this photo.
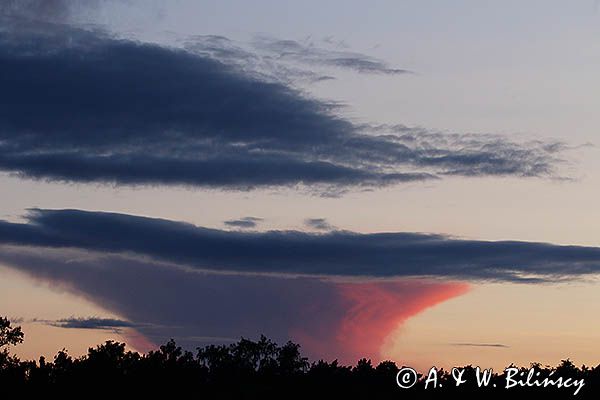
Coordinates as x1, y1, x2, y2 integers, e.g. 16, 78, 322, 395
1, 0, 600, 371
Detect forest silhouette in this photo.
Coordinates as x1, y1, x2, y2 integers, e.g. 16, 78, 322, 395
1, 317, 598, 398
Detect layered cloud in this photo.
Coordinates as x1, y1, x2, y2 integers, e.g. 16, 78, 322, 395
3, 208, 599, 360
0, 4, 589, 364
0, 23, 567, 192
2, 209, 600, 283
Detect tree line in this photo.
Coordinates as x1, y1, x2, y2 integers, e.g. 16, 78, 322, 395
1, 317, 598, 398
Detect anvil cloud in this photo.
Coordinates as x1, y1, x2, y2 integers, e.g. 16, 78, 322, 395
0, 245, 468, 363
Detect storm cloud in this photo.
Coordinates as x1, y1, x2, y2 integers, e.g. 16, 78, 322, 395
1, 208, 596, 360
1, 209, 600, 283
0, 23, 566, 191
0, 245, 468, 362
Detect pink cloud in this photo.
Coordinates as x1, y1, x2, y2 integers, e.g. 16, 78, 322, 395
1, 246, 469, 363
293, 280, 470, 363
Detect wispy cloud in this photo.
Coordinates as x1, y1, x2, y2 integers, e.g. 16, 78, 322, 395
304, 218, 336, 231
183, 33, 410, 84
449, 343, 509, 348
251, 35, 412, 75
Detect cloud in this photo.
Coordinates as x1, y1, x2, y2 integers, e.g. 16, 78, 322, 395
449, 343, 509, 348
251, 35, 412, 75
183, 34, 411, 84
0, 0, 74, 21
8, 316, 137, 331
224, 217, 263, 229
47, 317, 136, 331
0, 245, 468, 362
183, 34, 336, 84
0, 24, 567, 192
308, 281, 469, 361
304, 218, 335, 231
1, 209, 600, 283
1, 3, 408, 77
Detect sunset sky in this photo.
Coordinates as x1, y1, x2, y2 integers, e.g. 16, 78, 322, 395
2, 0, 600, 371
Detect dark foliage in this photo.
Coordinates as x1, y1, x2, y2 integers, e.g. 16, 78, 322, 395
0, 317, 597, 398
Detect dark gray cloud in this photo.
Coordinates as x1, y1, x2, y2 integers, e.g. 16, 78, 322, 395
0, 0, 104, 27
1, 209, 600, 283
224, 217, 263, 229
0, 23, 566, 191
0, 0, 72, 21
304, 218, 335, 231
48, 317, 136, 330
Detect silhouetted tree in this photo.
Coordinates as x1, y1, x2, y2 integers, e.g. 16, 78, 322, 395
0, 317, 23, 369
1, 316, 599, 398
